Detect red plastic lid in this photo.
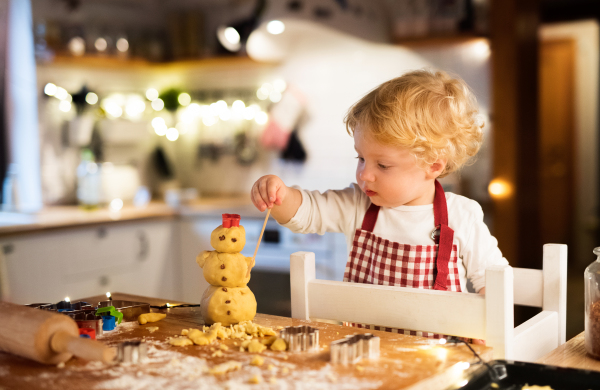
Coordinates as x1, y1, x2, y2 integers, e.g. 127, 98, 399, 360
222, 214, 241, 228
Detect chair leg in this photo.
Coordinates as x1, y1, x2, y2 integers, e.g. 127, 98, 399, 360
486, 265, 514, 359
290, 251, 316, 320
542, 244, 568, 345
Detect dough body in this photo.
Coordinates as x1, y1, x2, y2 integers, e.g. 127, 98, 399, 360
201, 286, 257, 326
202, 252, 252, 287
210, 226, 246, 253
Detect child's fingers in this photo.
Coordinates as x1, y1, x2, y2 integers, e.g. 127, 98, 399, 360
258, 179, 273, 208
266, 178, 280, 206
251, 182, 268, 211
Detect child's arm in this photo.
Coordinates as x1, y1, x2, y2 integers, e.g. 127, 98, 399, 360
251, 175, 302, 224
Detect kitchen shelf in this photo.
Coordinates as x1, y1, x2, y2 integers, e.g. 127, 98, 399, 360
394, 33, 488, 48
36, 54, 273, 71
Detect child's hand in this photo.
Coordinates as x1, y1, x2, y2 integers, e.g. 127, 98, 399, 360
251, 175, 288, 212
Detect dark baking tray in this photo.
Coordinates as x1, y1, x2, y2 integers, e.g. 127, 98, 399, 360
456, 360, 600, 390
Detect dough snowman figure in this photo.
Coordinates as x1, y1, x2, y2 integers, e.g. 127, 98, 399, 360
197, 214, 257, 326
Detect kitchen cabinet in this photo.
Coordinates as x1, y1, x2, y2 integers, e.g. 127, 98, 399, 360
178, 214, 348, 305
0, 219, 178, 304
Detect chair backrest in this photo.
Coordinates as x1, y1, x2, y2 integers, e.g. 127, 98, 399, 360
290, 244, 567, 361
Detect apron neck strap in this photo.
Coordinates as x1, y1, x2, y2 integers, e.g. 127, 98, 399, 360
361, 203, 380, 232
433, 180, 448, 228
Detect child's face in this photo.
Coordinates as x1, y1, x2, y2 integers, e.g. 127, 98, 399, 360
354, 125, 439, 207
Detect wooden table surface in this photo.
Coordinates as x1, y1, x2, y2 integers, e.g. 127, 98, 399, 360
537, 331, 600, 371
0, 293, 492, 390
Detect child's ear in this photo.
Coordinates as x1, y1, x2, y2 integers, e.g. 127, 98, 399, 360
427, 158, 447, 179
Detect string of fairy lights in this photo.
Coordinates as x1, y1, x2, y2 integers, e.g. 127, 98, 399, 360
43, 79, 287, 142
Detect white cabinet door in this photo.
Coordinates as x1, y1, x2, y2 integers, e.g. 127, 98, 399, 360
0, 219, 177, 304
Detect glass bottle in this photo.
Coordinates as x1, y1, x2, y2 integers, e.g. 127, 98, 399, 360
76, 149, 101, 209
585, 247, 600, 359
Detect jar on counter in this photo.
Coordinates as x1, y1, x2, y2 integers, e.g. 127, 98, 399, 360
585, 247, 600, 359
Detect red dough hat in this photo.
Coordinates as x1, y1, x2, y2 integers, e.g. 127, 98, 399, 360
222, 213, 241, 228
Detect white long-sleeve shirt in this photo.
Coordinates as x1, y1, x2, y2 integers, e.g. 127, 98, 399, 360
281, 183, 508, 293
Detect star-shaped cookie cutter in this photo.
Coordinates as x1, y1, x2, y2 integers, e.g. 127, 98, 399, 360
330, 333, 380, 365
279, 325, 320, 352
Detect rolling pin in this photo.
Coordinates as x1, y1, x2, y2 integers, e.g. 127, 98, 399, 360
0, 301, 116, 365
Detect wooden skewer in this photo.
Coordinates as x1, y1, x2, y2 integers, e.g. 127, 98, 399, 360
247, 208, 271, 278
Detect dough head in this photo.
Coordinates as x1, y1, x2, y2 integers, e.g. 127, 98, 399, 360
210, 225, 246, 253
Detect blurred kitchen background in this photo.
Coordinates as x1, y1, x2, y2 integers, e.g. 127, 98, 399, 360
0, 0, 598, 340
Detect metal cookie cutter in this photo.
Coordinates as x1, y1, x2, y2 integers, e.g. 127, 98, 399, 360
279, 326, 320, 352
115, 340, 148, 364
98, 300, 150, 322
330, 333, 380, 365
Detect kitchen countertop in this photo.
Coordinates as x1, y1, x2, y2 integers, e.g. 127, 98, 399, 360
0, 292, 492, 390
0, 195, 261, 237
537, 331, 600, 371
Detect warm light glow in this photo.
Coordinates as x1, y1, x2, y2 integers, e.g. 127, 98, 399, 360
439, 338, 447, 345
151, 98, 164, 111
219, 109, 231, 121
146, 88, 159, 101
153, 117, 167, 136
59, 101, 72, 112
102, 99, 123, 118
255, 111, 268, 125
110, 198, 123, 211
116, 38, 129, 52
256, 87, 269, 100
68, 37, 85, 56
65, 297, 71, 303
166, 127, 179, 141
273, 79, 287, 92
433, 346, 448, 360
106, 292, 112, 298
85, 92, 98, 105
488, 179, 513, 199
95, 37, 108, 52
269, 90, 282, 103
232, 100, 245, 112
224, 27, 240, 45
178, 93, 191, 106
203, 116, 217, 126
457, 361, 470, 370
125, 99, 146, 118
55, 87, 69, 101
243, 107, 256, 120
44, 83, 57, 96
458, 379, 469, 387
166, 303, 171, 308
267, 20, 285, 35
472, 40, 491, 60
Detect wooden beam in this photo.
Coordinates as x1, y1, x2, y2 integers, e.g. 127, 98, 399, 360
490, 0, 541, 268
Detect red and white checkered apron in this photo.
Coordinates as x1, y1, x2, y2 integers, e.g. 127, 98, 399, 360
343, 180, 461, 339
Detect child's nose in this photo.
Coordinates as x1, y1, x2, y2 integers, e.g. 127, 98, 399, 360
359, 166, 375, 182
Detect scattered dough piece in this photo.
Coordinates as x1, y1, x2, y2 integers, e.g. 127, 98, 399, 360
261, 336, 277, 346
219, 344, 229, 351
169, 337, 193, 347
521, 386, 553, 390
189, 325, 220, 346
248, 374, 263, 384
283, 355, 288, 360
211, 350, 224, 358
250, 355, 264, 366
247, 340, 267, 353
356, 365, 364, 372
146, 327, 159, 333
181, 329, 189, 336
241, 340, 253, 349
491, 384, 499, 389
276, 326, 283, 330
270, 338, 287, 351
269, 377, 277, 384
57, 362, 65, 369
138, 313, 167, 325
210, 361, 242, 375
267, 364, 274, 371
240, 347, 245, 352
327, 373, 338, 383
281, 367, 289, 374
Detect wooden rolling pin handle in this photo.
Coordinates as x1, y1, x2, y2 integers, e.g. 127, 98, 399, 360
50, 331, 116, 364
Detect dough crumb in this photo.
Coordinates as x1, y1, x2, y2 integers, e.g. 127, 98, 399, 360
248, 374, 263, 384
211, 350, 224, 358
261, 336, 277, 346
181, 329, 189, 336
327, 373, 338, 382
356, 365, 364, 372
250, 355, 264, 366
267, 364, 274, 371
169, 337, 193, 347
283, 355, 288, 360
239, 347, 245, 352
219, 344, 229, 351
57, 362, 65, 369
281, 367, 289, 374
247, 340, 267, 353
146, 327, 159, 333
138, 313, 166, 325
209, 361, 242, 375
270, 338, 287, 351
491, 384, 499, 389
269, 377, 277, 384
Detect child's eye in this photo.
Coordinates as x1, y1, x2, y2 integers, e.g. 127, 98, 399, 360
378, 163, 389, 169
356, 156, 365, 163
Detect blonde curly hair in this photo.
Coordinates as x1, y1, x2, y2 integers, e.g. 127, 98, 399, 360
344, 69, 484, 177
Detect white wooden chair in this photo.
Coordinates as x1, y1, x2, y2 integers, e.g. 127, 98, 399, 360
290, 244, 567, 361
